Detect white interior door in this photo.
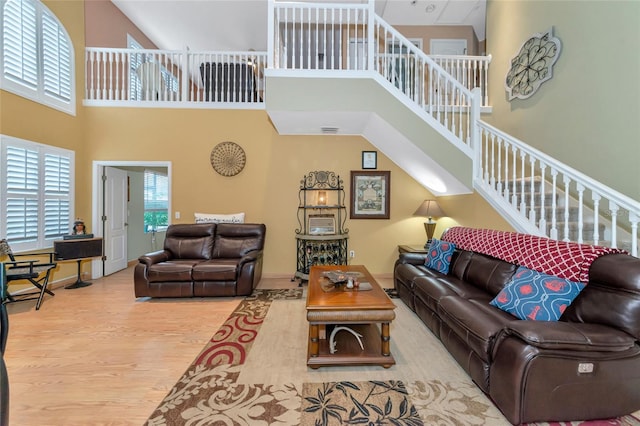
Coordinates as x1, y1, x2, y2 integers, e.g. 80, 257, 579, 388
430, 39, 467, 55
104, 167, 128, 275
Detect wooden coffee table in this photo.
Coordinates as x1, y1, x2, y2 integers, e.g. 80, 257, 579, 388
306, 265, 396, 369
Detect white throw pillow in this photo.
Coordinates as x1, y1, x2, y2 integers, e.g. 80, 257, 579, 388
194, 212, 245, 224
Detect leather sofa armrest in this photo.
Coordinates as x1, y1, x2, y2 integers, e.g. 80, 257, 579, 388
397, 252, 427, 266
497, 320, 636, 352
138, 250, 171, 267
238, 250, 262, 267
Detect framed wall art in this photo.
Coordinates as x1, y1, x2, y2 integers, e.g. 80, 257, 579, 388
350, 170, 390, 219
362, 151, 377, 169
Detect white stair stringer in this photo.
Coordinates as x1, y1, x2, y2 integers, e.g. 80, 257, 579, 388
265, 71, 473, 195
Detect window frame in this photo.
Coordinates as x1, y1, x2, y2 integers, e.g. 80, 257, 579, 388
1, 0, 76, 115
0, 134, 75, 252
143, 169, 169, 233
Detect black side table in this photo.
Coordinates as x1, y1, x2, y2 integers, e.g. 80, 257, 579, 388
398, 245, 429, 254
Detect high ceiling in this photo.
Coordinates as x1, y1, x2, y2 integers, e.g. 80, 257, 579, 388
111, 0, 486, 52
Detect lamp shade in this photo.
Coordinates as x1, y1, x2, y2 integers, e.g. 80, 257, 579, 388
413, 200, 445, 219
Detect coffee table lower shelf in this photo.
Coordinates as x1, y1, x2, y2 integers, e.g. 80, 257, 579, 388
307, 323, 395, 369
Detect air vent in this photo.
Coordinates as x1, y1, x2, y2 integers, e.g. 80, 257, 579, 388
321, 127, 339, 134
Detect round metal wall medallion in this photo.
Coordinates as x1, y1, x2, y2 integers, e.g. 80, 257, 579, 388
210, 142, 246, 176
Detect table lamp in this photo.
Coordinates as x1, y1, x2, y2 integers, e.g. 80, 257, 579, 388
413, 199, 445, 248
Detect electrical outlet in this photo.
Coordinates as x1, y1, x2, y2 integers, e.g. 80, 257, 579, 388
349, 250, 355, 258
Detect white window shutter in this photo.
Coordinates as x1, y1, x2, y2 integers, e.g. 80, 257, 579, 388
1, 0, 75, 114
42, 9, 71, 102
1, 135, 75, 250
2, 0, 38, 88
5, 145, 39, 243
43, 152, 71, 239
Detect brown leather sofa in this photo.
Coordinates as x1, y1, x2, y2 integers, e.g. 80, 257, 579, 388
134, 223, 266, 298
394, 227, 640, 425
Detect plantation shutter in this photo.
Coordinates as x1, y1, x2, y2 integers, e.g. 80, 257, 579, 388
42, 8, 72, 102
43, 152, 71, 239
1, 0, 75, 114
2, 0, 38, 88
5, 145, 39, 243
1, 135, 74, 250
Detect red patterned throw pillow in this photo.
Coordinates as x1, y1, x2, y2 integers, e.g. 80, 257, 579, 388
424, 239, 456, 274
490, 266, 586, 321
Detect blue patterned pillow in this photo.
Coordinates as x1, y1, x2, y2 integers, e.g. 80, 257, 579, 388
490, 266, 586, 321
424, 239, 456, 274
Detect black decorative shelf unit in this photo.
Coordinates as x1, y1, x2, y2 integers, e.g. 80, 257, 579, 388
294, 171, 348, 283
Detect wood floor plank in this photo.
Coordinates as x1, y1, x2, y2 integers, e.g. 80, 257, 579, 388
3, 266, 250, 426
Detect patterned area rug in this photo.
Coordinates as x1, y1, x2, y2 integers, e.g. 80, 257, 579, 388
146, 289, 640, 426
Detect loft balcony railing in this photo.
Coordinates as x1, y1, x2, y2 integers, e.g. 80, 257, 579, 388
84, 49, 267, 108
85, 2, 491, 111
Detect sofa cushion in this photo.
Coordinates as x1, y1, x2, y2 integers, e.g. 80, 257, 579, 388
395, 263, 439, 285
438, 296, 516, 362
148, 260, 201, 282
192, 259, 239, 281
463, 252, 518, 296
563, 253, 640, 340
490, 266, 585, 321
425, 239, 456, 274
414, 276, 492, 312
164, 223, 216, 260
212, 223, 266, 258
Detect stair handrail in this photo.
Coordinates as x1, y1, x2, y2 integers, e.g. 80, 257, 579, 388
370, 15, 478, 152
476, 119, 639, 256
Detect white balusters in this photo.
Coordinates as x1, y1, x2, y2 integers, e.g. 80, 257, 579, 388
520, 153, 527, 214
511, 145, 518, 207
529, 158, 536, 224
549, 169, 558, 240
562, 175, 570, 241
630, 212, 638, 256
592, 192, 601, 245
576, 183, 585, 244
496, 136, 503, 196
538, 163, 547, 234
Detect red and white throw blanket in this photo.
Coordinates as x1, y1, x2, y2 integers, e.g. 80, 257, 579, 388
441, 227, 627, 283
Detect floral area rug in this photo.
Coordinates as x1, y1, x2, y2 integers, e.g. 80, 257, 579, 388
145, 288, 640, 426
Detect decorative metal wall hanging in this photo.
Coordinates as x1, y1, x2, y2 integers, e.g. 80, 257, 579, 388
505, 27, 562, 101
210, 141, 246, 176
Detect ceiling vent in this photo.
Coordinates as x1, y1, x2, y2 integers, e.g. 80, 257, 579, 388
321, 127, 339, 134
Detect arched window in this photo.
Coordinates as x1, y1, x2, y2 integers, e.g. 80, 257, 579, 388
1, 0, 75, 115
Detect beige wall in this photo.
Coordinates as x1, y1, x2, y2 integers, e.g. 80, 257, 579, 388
1, 0, 513, 281
84, 0, 157, 48
82, 107, 511, 275
486, 0, 640, 200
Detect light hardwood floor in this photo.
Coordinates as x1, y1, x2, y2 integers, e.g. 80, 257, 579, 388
3, 267, 298, 426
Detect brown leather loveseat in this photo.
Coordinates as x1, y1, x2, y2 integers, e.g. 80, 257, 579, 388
394, 226, 640, 425
134, 222, 266, 298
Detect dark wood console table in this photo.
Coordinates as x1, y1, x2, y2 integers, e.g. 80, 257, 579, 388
54, 237, 103, 289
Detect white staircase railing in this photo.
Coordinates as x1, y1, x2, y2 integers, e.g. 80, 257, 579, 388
431, 54, 492, 108
269, 0, 479, 152
475, 120, 639, 256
